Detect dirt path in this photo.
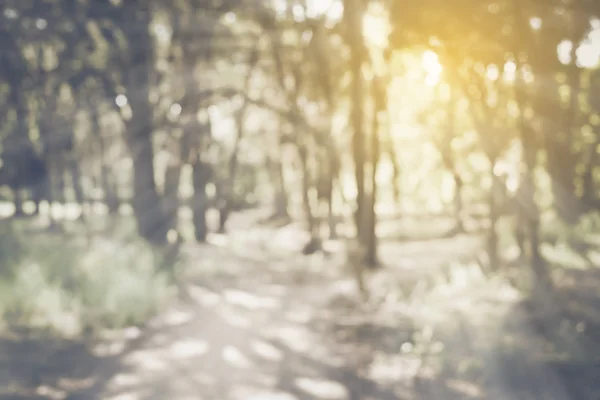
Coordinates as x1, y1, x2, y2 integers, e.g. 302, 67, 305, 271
60, 216, 434, 400
67, 236, 413, 400
4, 213, 599, 400
0, 214, 492, 400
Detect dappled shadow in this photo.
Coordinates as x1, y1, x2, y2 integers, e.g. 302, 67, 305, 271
266, 337, 405, 400
0, 331, 99, 399
428, 267, 600, 400
64, 287, 408, 400
8, 212, 588, 400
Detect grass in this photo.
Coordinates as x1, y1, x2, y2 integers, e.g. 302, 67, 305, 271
365, 210, 600, 398
0, 219, 176, 337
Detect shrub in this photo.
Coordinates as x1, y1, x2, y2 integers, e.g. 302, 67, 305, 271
0, 232, 175, 336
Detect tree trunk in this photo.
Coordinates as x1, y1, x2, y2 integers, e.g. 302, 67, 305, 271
101, 168, 119, 214
191, 152, 210, 242
219, 48, 258, 232
327, 175, 337, 240
188, 119, 212, 243
121, 5, 168, 244
488, 161, 500, 272
345, 0, 367, 242
365, 78, 384, 267
68, 159, 84, 205
582, 129, 600, 209
273, 154, 289, 219
513, 1, 551, 290
13, 189, 23, 217
299, 146, 317, 240
390, 147, 401, 207
453, 172, 465, 232
219, 128, 242, 233
163, 163, 182, 232
92, 108, 119, 214
547, 13, 586, 224
8, 87, 29, 217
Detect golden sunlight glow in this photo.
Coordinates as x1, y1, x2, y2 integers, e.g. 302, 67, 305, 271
503, 61, 516, 81
362, 4, 389, 48
422, 50, 442, 86
306, 0, 342, 19
557, 26, 600, 67
279, 0, 343, 23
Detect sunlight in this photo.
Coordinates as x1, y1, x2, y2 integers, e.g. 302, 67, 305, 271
251, 339, 284, 361
274, 0, 343, 22
306, 0, 342, 19
486, 64, 500, 81
163, 308, 193, 326
503, 60, 517, 81
294, 377, 348, 399
126, 351, 168, 372
170, 339, 209, 359
422, 50, 442, 86
246, 393, 297, 400
223, 289, 279, 310
557, 26, 600, 68
362, 5, 389, 48
223, 345, 254, 368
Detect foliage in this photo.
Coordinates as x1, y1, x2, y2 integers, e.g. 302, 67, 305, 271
0, 231, 174, 336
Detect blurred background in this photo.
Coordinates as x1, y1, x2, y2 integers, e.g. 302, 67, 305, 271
0, 0, 599, 399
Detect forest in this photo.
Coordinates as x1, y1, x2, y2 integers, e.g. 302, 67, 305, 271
0, 0, 600, 399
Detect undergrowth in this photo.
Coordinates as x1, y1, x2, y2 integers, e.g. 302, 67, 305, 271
0, 221, 175, 337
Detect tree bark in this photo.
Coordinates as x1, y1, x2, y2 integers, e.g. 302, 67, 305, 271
488, 160, 500, 272
190, 120, 212, 243
191, 152, 210, 242
345, 0, 367, 242
272, 153, 289, 219
93, 110, 119, 214
121, 4, 168, 244
365, 78, 384, 267
513, 0, 551, 289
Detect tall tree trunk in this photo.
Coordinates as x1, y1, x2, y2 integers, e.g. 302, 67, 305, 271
93, 110, 119, 214
38, 116, 59, 228
190, 120, 212, 243
547, 11, 586, 224
122, 4, 168, 244
191, 152, 210, 242
488, 160, 500, 272
586, 71, 600, 209
365, 78, 384, 267
582, 130, 600, 208
219, 48, 259, 233
68, 158, 84, 205
163, 162, 182, 233
514, 0, 551, 290
9, 87, 29, 217
219, 115, 243, 233
272, 152, 289, 219
345, 0, 367, 242
326, 164, 337, 240
453, 172, 465, 232
299, 146, 317, 240
389, 147, 401, 207
13, 190, 23, 217
327, 187, 337, 239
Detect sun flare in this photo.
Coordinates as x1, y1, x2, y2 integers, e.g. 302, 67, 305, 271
422, 50, 443, 86
362, 5, 389, 48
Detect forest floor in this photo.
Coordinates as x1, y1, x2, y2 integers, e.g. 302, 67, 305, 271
2, 209, 600, 400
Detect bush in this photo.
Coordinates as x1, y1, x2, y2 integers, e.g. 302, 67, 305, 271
0, 232, 175, 336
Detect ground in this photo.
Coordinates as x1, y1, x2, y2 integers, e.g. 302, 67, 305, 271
1, 210, 600, 400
